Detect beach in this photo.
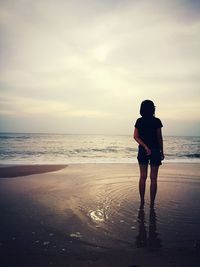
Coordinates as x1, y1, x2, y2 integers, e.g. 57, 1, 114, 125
0, 163, 200, 267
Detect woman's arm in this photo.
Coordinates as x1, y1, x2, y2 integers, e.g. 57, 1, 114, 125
157, 128, 164, 160
133, 128, 151, 155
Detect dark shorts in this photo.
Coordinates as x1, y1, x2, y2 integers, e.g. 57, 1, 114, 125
137, 146, 162, 166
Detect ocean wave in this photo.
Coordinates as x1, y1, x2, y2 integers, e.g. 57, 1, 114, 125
73, 148, 119, 153
91, 148, 118, 153
180, 153, 200, 158
0, 134, 200, 164
0, 135, 31, 140
125, 147, 137, 152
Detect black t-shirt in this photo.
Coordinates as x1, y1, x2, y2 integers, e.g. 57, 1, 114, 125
135, 117, 163, 149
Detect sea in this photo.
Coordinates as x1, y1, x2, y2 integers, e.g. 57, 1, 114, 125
0, 133, 199, 165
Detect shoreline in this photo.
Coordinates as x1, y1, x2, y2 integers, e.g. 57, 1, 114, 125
0, 162, 199, 178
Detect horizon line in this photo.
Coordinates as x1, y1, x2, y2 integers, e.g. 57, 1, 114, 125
0, 131, 199, 137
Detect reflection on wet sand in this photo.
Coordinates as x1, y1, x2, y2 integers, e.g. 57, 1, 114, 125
136, 207, 162, 250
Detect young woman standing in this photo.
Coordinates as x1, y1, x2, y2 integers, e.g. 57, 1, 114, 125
134, 100, 164, 208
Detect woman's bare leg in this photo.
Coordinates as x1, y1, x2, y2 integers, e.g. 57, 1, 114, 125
150, 165, 159, 207
139, 165, 148, 207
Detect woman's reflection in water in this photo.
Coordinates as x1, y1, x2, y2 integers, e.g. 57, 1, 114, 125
136, 207, 162, 250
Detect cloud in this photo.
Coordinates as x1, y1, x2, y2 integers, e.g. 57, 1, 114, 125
0, 0, 199, 134
0, 93, 114, 120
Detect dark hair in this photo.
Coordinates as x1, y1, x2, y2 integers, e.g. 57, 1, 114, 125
140, 100, 155, 117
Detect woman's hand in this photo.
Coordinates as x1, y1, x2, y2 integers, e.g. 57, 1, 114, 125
145, 146, 151, 156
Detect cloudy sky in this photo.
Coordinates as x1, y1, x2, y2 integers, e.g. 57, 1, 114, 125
0, 0, 199, 135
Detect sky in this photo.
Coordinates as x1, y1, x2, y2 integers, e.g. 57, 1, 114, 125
0, 0, 200, 136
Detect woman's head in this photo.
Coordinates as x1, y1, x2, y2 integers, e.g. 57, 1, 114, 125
140, 100, 155, 118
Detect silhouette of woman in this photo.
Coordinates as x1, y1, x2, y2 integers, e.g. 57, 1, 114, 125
133, 100, 164, 208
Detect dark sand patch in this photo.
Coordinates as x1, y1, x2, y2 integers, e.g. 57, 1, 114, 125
0, 164, 67, 178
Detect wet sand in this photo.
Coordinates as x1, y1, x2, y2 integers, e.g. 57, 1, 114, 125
0, 164, 67, 178
0, 163, 200, 267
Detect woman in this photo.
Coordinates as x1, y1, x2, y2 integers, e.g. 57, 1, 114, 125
134, 100, 164, 208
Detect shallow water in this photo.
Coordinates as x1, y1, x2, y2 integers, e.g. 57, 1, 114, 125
71, 171, 200, 251
0, 164, 199, 264
9, 164, 199, 252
